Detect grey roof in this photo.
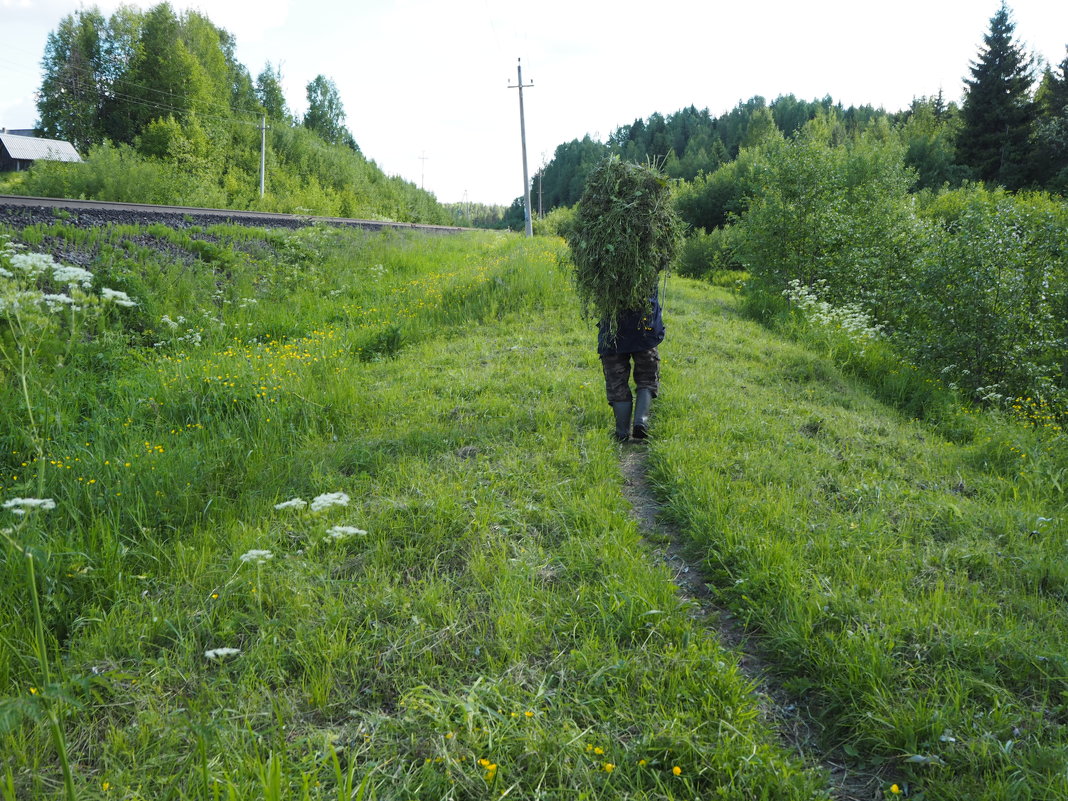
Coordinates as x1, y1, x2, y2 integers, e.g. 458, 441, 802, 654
0, 133, 81, 163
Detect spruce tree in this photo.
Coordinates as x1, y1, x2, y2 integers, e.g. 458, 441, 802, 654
1036, 48, 1068, 118
958, 3, 1036, 188
1032, 48, 1068, 189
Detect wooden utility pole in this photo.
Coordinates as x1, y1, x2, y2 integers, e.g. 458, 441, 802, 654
509, 58, 533, 237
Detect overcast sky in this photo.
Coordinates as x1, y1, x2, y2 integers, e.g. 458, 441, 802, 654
2, 0, 1067, 205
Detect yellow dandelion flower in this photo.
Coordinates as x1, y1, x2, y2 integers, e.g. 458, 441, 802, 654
593, 746, 604, 755
603, 763, 615, 773
672, 765, 682, 776
890, 785, 901, 795
525, 710, 534, 717
638, 759, 647, 766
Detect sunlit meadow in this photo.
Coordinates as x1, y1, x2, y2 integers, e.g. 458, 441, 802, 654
0, 219, 1064, 800
0, 223, 822, 800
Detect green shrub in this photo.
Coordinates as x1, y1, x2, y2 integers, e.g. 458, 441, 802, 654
533, 204, 576, 238
16, 142, 227, 207
9, 127, 451, 225
0, 172, 25, 193
907, 186, 1068, 410
737, 120, 926, 327
677, 226, 742, 279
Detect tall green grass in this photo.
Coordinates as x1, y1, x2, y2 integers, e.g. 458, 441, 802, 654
652, 279, 1068, 800
10, 220, 1063, 799
0, 225, 821, 799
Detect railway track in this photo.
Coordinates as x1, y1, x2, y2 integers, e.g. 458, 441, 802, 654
0, 194, 467, 234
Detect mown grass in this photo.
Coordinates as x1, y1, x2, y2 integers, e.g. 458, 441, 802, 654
651, 281, 1068, 800
1, 227, 822, 799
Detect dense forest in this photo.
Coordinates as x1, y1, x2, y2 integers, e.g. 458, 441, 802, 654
6, 3, 449, 223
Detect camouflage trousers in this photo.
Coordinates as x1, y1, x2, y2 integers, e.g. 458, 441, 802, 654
600, 347, 660, 404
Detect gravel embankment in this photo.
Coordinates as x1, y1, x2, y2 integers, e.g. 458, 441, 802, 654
0, 198, 449, 269
0, 196, 462, 234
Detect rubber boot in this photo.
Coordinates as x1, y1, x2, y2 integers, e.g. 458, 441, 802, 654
610, 401, 632, 442
632, 388, 653, 440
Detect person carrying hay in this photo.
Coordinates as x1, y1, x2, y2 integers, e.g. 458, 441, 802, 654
565, 156, 682, 442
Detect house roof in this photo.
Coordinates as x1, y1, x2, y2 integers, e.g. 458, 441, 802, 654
0, 133, 81, 163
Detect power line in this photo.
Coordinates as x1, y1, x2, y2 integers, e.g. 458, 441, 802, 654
44, 67, 265, 129
44, 72, 264, 130
9, 31, 267, 127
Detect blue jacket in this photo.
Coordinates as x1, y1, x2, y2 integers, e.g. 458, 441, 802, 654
597, 291, 665, 355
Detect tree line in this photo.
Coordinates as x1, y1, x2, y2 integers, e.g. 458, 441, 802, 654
527, 4, 1067, 421
506, 3, 1067, 229
19, 3, 448, 223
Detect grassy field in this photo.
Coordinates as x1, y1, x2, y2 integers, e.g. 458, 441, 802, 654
654, 282, 1068, 801
0, 223, 1065, 799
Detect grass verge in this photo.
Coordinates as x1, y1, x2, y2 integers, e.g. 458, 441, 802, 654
651, 279, 1068, 800
1, 227, 823, 799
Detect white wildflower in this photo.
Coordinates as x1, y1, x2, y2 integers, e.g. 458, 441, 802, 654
325, 525, 367, 541
160, 314, 179, 330
51, 264, 94, 288
101, 287, 137, 307
3, 497, 57, 514
783, 279, 884, 341
204, 647, 241, 660
310, 492, 350, 512
273, 498, 307, 510
239, 549, 273, 564
10, 253, 55, 278
0, 267, 12, 279
0, 290, 40, 314
40, 293, 78, 312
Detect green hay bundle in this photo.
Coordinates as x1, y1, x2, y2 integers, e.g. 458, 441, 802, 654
565, 156, 682, 336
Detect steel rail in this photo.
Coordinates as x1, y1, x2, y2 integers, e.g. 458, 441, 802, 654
0, 194, 468, 234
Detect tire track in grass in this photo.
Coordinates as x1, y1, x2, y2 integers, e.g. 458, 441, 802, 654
618, 443, 884, 801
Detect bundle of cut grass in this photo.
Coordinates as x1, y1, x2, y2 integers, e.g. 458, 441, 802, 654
565, 155, 682, 336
